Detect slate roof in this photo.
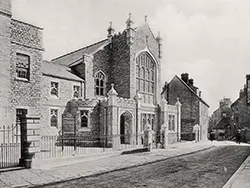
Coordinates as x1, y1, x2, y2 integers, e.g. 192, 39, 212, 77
166, 75, 210, 107
51, 39, 109, 66
42, 60, 83, 82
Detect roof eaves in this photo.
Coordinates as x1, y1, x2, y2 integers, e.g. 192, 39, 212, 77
42, 73, 84, 82
51, 39, 108, 62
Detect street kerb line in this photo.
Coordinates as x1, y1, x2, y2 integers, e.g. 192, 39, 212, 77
30, 146, 214, 188
222, 155, 250, 188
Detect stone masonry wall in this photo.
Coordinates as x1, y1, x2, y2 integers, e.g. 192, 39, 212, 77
133, 24, 161, 104
111, 32, 130, 98
9, 19, 43, 124
40, 75, 82, 135
165, 77, 200, 138
0, 5, 12, 126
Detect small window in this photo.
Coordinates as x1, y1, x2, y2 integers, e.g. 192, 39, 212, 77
50, 109, 58, 128
16, 53, 30, 80
73, 85, 80, 98
80, 110, 89, 128
51, 82, 59, 97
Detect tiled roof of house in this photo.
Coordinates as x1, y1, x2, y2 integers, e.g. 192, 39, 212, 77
167, 75, 210, 107
42, 60, 83, 82
51, 39, 109, 66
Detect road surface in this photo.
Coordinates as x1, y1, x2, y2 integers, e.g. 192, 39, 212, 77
37, 145, 250, 188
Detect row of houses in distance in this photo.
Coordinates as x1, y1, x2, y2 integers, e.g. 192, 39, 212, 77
209, 75, 250, 142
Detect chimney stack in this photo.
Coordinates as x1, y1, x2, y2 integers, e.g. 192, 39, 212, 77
181, 73, 189, 83
188, 79, 194, 86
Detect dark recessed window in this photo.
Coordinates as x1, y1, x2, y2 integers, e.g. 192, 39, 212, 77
73, 85, 80, 98
16, 53, 30, 80
51, 82, 59, 97
50, 109, 58, 128
80, 110, 88, 128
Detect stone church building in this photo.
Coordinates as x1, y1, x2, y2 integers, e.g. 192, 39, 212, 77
0, 0, 182, 148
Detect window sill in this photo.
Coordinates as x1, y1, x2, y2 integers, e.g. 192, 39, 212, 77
78, 127, 91, 132
15, 77, 30, 82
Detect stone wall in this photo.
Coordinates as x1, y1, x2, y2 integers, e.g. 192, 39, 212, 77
0, 3, 11, 125
111, 32, 131, 98
9, 19, 43, 124
40, 75, 83, 135
199, 101, 209, 140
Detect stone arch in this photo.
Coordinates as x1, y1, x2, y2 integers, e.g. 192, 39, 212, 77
120, 111, 133, 144
136, 51, 157, 104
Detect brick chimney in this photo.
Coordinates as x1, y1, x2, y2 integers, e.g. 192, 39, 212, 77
188, 79, 194, 86
181, 73, 189, 83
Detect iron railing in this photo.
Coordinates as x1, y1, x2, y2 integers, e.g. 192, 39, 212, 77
0, 124, 21, 169
40, 133, 146, 159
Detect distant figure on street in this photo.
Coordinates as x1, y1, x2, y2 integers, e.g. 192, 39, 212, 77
209, 131, 215, 142
236, 129, 241, 144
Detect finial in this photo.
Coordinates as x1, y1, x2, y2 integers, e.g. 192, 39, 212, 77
156, 31, 162, 40
145, 15, 148, 23
107, 21, 114, 40
126, 13, 134, 29
108, 83, 118, 96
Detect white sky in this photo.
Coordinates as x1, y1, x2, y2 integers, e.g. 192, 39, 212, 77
12, 0, 250, 114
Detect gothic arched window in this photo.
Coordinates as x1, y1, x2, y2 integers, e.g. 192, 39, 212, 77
95, 71, 106, 96
136, 52, 156, 104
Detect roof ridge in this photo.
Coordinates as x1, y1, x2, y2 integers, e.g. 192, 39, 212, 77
173, 75, 210, 107
51, 38, 108, 62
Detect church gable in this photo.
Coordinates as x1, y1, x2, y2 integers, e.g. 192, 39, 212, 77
134, 23, 160, 63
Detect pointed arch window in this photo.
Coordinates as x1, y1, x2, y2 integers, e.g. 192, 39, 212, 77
95, 71, 106, 96
50, 109, 58, 128
136, 52, 156, 104
80, 110, 89, 128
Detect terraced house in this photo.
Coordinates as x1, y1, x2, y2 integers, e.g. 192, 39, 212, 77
0, 0, 182, 157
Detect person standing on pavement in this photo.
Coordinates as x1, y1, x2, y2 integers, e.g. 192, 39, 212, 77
236, 129, 241, 144
209, 131, 214, 142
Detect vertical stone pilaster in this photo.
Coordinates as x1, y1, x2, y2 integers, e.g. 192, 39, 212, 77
134, 91, 142, 145
19, 114, 41, 169
175, 98, 182, 142
84, 54, 95, 99
107, 84, 118, 148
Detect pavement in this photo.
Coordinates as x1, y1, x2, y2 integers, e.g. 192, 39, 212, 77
223, 144, 250, 188
0, 140, 248, 188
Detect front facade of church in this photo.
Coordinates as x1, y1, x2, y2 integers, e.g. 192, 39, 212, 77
0, 0, 181, 148
51, 17, 182, 147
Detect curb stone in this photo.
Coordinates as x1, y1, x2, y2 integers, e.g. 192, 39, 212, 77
222, 155, 250, 188
28, 146, 214, 188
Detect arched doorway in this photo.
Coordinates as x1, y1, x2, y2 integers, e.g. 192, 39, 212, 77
120, 111, 132, 144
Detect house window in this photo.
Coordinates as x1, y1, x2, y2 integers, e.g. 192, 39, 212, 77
80, 110, 89, 128
50, 109, 58, 128
51, 82, 59, 97
136, 52, 156, 104
16, 53, 30, 80
95, 71, 105, 96
73, 85, 80, 98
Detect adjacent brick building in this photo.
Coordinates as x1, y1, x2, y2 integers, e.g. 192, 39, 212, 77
162, 73, 209, 141
209, 98, 232, 139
